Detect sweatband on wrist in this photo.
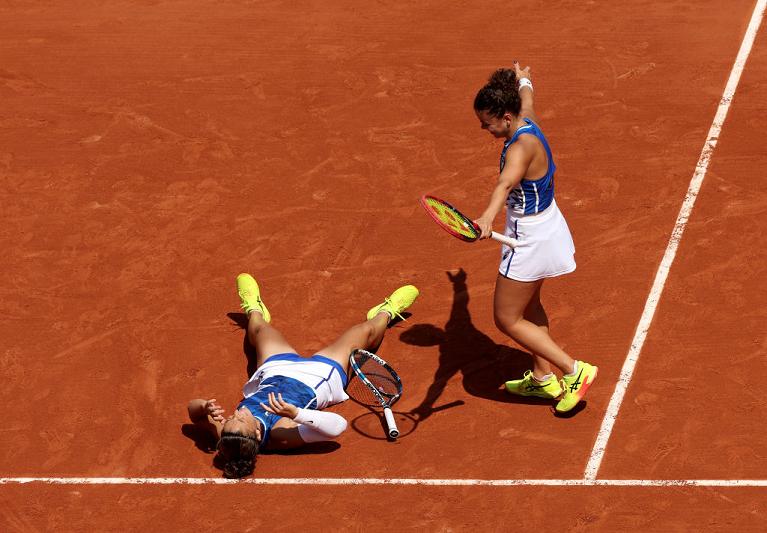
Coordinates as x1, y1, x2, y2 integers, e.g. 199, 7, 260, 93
518, 77, 533, 91
293, 408, 348, 439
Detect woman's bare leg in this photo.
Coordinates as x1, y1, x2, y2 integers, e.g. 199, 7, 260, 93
494, 275, 574, 374
315, 312, 390, 373
246, 311, 298, 368
523, 282, 555, 378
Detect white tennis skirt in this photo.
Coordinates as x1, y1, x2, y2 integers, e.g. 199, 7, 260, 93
499, 200, 576, 282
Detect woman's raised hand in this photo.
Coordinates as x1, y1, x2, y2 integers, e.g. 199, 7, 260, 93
260, 392, 299, 419
204, 399, 226, 422
514, 60, 531, 81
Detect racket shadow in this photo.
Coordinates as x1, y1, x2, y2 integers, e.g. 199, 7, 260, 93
348, 393, 464, 439
400, 269, 553, 422
345, 374, 414, 440
348, 403, 418, 441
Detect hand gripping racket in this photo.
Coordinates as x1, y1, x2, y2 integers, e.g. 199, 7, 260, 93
420, 194, 518, 248
348, 349, 403, 439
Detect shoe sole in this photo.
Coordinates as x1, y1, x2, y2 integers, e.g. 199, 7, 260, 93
504, 384, 562, 400
237, 275, 270, 322
367, 286, 419, 320
556, 366, 598, 413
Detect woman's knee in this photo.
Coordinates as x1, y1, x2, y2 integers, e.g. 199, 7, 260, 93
327, 322, 376, 355
524, 300, 548, 326
246, 321, 265, 341
494, 313, 524, 336
358, 321, 379, 345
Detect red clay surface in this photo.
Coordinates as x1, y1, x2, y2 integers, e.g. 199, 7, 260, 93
1, 0, 765, 530
598, 16, 767, 480
2, 485, 765, 531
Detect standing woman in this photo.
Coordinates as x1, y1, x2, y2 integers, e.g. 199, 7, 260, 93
472, 62, 597, 413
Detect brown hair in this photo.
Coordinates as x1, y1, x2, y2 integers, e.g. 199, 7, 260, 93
473, 68, 521, 118
217, 432, 260, 479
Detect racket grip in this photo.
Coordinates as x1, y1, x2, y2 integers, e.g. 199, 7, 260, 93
383, 407, 399, 439
491, 231, 518, 248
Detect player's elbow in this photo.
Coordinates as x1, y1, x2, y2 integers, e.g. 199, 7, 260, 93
187, 399, 205, 422
296, 412, 348, 443
335, 416, 348, 437
322, 414, 348, 439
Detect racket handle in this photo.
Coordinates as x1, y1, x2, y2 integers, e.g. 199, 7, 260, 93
383, 407, 399, 439
491, 231, 519, 248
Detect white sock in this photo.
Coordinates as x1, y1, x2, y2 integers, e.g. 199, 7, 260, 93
533, 373, 554, 382
565, 360, 579, 377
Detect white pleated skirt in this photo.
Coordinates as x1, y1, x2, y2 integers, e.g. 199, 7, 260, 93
498, 200, 576, 282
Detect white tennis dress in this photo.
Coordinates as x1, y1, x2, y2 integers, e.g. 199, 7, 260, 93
242, 353, 349, 408
498, 118, 576, 282
237, 353, 349, 445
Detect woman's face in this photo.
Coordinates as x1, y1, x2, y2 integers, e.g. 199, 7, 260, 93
476, 109, 514, 138
222, 406, 262, 442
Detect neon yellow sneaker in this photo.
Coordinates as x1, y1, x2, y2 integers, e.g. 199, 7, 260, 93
504, 370, 563, 399
366, 285, 419, 322
236, 273, 271, 323
555, 361, 598, 413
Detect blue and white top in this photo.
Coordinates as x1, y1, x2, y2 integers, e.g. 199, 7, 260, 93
236, 353, 349, 446
499, 118, 556, 216
237, 375, 318, 446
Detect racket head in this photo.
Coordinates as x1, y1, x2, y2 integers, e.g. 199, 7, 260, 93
348, 349, 403, 408
419, 195, 480, 243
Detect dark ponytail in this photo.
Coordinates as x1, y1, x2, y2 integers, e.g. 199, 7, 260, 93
473, 68, 521, 118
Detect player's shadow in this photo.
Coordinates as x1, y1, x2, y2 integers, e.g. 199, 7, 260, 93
181, 423, 217, 454
181, 421, 341, 473
264, 442, 341, 455
401, 269, 552, 422
227, 312, 259, 377
208, 445, 339, 475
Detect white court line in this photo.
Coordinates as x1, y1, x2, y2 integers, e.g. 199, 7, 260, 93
0, 477, 766, 487
583, 0, 767, 481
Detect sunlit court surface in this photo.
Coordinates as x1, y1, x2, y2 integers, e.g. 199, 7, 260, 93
2, 0, 766, 530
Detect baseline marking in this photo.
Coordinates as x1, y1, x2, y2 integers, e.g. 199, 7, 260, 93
1, 477, 766, 487
584, 0, 767, 481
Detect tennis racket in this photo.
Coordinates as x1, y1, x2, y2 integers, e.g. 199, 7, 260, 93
420, 194, 518, 248
348, 349, 403, 439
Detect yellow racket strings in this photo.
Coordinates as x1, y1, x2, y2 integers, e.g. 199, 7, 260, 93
424, 198, 477, 238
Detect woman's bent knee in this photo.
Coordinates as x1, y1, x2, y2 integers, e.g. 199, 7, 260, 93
494, 314, 524, 336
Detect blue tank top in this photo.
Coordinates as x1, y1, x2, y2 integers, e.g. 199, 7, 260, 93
236, 375, 318, 446
499, 118, 556, 215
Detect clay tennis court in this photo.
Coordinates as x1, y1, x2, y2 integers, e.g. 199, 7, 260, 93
2, 0, 766, 530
